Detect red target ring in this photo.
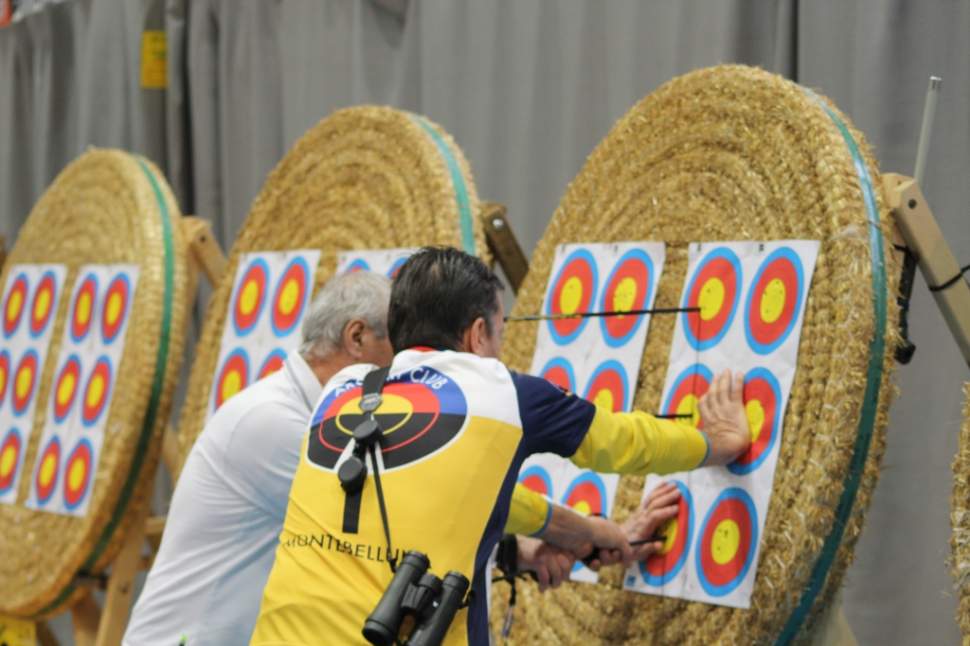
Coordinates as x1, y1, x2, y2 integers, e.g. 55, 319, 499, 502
3, 273, 28, 337
599, 249, 653, 347
728, 368, 782, 475
539, 357, 577, 393
545, 249, 598, 344
232, 259, 269, 336
81, 357, 112, 427
271, 257, 311, 337
29, 271, 57, 338
639, 480, 693, 586
662, 364, 713, 428
258, 349, 287, 380
681, 248, 742, 351
214, 348, 250, 410
101, 274, 132, 344
744, 248, 805, 354
0, 350, 10, 410
63, 439, 94, 510
696, 487, 758, 596
53, 355, 82, 423
519, 465, 554, 498
34, 435, 60, 505
71, 273, 98, 342
0, 428, 23, 495
582, 360, 629, 413
12, 350, 39, 416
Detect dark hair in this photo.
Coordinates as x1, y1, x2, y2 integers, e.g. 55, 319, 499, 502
388, 247, 504, 352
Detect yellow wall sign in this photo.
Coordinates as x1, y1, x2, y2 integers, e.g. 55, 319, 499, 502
141, 30, 167, 89
0, 615, 37, 646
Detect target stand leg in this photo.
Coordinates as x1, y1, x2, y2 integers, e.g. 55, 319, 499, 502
480, 203, 528, 294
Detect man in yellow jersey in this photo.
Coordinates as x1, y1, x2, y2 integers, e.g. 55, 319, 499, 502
252, 247, 750, 645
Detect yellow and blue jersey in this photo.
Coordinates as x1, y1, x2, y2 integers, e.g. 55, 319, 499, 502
251, 348, 707, 645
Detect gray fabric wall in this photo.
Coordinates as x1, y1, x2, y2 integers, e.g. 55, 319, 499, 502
1, 1, 968, 644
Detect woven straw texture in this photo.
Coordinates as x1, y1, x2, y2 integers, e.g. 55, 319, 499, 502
0, 149, 189, 616
493, 65, 899, 645
953, 383, 970, 645
176, 106, 485, 471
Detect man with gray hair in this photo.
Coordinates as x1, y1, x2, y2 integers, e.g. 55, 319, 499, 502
125, 271, 395, 646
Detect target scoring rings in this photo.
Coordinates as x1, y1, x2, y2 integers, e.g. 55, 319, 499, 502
639, 480, 694, 586
696, 487, 758, 596
546, 249, 598, 345
682, 247, 742, 351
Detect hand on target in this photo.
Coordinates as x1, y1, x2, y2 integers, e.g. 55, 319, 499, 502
698, 370, 751, 466
620, 481, 682, 562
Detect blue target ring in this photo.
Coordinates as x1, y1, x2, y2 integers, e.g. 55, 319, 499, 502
695, 487, 759, 597
518, 464, 554, 499
744, 247, 806, 355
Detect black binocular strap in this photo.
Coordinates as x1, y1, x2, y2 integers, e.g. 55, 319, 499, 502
341, 366, 391, 537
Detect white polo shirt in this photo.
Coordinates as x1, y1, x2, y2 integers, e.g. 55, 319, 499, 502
124, 352, 321, 646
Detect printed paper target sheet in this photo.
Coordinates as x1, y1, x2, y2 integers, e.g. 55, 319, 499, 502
336, 248, 417, 279
623, 240, 819, 608
209, 250, 321, 420
0, 265, 66, 505
26, 265, 138, 515
517, 242, 666, 583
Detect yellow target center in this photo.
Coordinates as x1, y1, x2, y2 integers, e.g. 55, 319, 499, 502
612, 277, 638, 314
0, 445, 16, 477
746, 400, 765, 442
106, 292, 123, 326
221, 371, 243, 403
676, 394, 701, 426
7, 291, 22, 321
77, 292, 92, 324
34, 289, 51, 321
560, 276, 583, 315
279, 279, 299, 315
58, 372, 76, 406
698, 277, 725, 321
86, 374, 105, 408
240, 280, 259, 316
0, 369, 7, 395
15, 366, 33, 399
711, 519, 741, 565
69, 457, 86, 490
660, 518, 679, 555
39, 452, 56, 486
760, 278, 786, 324
593, 388, 614, 411
572, 501, 592, 516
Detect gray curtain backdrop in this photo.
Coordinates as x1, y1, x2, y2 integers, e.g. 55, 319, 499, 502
2, 1, 968, 644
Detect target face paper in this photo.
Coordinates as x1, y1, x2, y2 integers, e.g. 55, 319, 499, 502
208, 250, 321, 420
24, 265, 138, 515
0, 265, 66, 505
336, 248, 418, 280
518, 242, 666, 583
623, 240, 818, 608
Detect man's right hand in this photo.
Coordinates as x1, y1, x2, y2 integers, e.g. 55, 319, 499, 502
698, 370, 751, 466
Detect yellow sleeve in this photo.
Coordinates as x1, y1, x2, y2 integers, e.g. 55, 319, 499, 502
569, 406, 709, 475
504, 483, 553, 536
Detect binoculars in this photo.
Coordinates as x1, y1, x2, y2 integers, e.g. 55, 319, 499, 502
363, 551, 470, 646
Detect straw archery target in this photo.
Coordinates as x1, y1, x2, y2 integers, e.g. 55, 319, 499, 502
599, 249, 654, 347
744, 247, 806, 355
33, 435, 60, 506
545, 249, 599, 345
70, 273, 97, 343
638, 480, 694, 587
336, 248, 418, 278
3, 273, 28, 338
519, 464, 555, 498
696, 488, 758, 597
52, 355, 81, 423
0, 264, 66, 506
728, 368, 782, 476
624, 240, 818, 609
0, 428, 22, 496
682, 247, 742, 351
661, 364, 713, 428
208, 250, 321, 420
29, 271, 57, 339
538, 357, 578, 393
582, 360, 629, 413
26, 264, 139, 517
